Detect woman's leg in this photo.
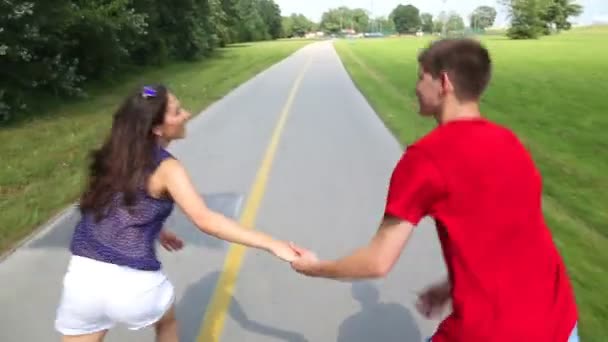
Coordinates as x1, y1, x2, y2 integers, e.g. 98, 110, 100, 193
61, 330, 108, 342
154, 304, 179, 342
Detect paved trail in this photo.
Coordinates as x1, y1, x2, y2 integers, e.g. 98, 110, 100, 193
0, 41, 446, 341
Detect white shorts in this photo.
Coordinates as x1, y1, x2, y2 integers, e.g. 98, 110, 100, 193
55, 255, 175, 335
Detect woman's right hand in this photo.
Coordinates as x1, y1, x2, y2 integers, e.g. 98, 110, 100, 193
269, 240, 299, 262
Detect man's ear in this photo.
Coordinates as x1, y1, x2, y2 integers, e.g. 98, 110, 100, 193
440, 71, 454, 95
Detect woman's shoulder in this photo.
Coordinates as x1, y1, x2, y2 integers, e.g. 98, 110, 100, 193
155, 151, 185, 177
149, 146, 181, 182
154, 146, 176, 165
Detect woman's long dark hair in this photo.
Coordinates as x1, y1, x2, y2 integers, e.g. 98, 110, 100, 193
79, 84, 169, 219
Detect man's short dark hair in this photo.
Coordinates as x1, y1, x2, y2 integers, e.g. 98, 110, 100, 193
418, 38, 492, 101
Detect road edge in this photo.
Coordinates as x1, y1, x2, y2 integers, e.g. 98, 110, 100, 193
330, 39, 405, 151
0, 205, 78, 262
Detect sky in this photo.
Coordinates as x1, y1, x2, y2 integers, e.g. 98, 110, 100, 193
275, 0, 608, 28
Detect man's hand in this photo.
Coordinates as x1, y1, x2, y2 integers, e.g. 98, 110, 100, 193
416, 279, 451, 319
289, 243, 320, 276
159, 230, 184, 252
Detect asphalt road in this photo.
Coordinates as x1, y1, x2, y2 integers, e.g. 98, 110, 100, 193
0, 41, 446, 341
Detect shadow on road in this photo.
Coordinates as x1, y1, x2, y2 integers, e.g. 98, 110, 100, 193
337, 282, 422, 342
178, 270, 308, 342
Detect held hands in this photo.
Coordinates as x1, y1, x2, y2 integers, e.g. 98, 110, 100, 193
269, 240, 300, 262
267, 239, 320, 274
267, 240, 320, 270
288, 243, 320, 276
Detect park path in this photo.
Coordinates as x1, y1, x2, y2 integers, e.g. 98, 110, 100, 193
0, 41, 446, 341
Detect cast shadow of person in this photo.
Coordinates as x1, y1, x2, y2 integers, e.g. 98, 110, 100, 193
177, 270, 308, 342
338, 282, 422, 342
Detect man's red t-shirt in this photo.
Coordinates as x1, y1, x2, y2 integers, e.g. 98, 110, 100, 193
384, 117, 578, 341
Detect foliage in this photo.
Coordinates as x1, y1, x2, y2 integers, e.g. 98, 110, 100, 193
470, 6, 498, 30
446, 12, 465, 32
433, 12, 446, 34
390, 4, 421, 34
420, 13, 433, 33
282, 13, 315, 37
501, 0, 583, 39
370, 16, 395, 33
0, 0, 286, 122
320, 7, 370, 34
541, 0, 583, 33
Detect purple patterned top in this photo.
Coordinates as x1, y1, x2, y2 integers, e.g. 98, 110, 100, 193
70, 146, 175, 271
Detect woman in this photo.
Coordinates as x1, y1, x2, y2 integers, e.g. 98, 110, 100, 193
54, 85, 298, 342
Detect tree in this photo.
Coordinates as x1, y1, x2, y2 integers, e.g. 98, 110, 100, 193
470, 6, 497, 30
446, 12, 465, 32
500, 0, 582, 39
208, 0, 231, 47
501, 0, 548, 39
370, 16, 395, 33
235, 0, 269, 41
282, 14, 314, 37
282, 16, 294, 37
165, 0, 216, 60
541, 0, 583, 32
501, 0, 551, 39
350, 8, 370, 33
258, 0, 283, 39
420, 13, 434, 33
433, 12, 447, 33
320, 7, 369, 34
390, 4, 421, 34
0, 0, 85, 120
320, 7, 345, 34
65, 0, 150, 75
220, 0, 241, 43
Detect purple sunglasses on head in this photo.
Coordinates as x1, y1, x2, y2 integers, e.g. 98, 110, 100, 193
141, 86, 157, 99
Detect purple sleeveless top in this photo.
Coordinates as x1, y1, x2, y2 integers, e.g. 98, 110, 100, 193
70, 146, 175, 271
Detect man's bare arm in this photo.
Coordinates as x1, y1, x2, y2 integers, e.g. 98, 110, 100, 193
292, 216, 415, 279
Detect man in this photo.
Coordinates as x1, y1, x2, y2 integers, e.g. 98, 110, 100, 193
290, 39, 579, 341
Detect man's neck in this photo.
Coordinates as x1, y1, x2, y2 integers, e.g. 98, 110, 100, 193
435, 100, 482, 125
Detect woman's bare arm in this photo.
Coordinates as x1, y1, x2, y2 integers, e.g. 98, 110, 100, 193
159, 158, 297, 262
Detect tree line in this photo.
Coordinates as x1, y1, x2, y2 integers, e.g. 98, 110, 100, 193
314, 5, 489, 36
1, 1, 584, 121
387, 0, 582, 38
316, 1, 582, 38
0, 0, 284, 122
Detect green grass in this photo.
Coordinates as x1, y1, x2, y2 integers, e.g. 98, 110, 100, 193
334, 27, 608, 341
0, 40, 310, 254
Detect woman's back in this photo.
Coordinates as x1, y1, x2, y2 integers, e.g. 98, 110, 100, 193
70, 146, 175, 271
